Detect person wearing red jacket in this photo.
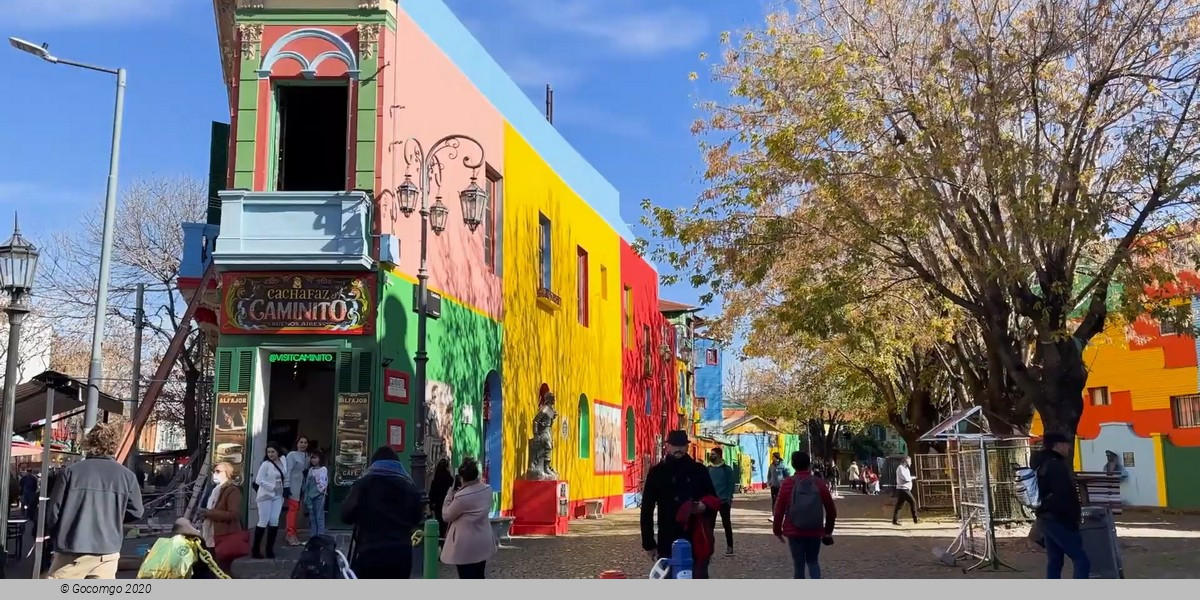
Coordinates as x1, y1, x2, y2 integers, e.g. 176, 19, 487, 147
772, 451, 837, 579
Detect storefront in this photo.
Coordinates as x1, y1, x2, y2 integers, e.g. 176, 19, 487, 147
210, 271, 379, 527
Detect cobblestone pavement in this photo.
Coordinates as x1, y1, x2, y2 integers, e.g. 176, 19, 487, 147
474, 490, 1200, 579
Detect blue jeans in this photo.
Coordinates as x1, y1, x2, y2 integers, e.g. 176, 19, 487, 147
787, 537, 822, 579
306, 494, 326, 536
1042, 518, 1090, 579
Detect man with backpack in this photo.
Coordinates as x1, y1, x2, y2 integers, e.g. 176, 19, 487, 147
773, 451, 836, 579
1031, 432, 1090, 579
767, 453, 790, 519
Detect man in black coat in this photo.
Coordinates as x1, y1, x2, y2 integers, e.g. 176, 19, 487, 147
341, 447, 423, 578
640, 430, 719, 578
1031, 432, 1090, 579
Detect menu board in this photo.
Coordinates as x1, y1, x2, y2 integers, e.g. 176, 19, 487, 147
334, 392, 371, 486
212, 392, 250, 484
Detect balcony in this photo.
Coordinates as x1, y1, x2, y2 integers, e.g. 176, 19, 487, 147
180, 222, 220, 280
211, 190, 373, 271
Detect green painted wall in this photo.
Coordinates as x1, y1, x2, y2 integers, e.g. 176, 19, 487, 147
377, 270, 502, 470
1163, 437, 1200, 509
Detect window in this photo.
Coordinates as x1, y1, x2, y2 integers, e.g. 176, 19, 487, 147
706, 348, 718, 366
577, 247, 589, 326
578, 394, 591, 458
622, 286, 634, 346
483, 168, 501, 272
644, 384, 652, 416
538, 214, 552, 290
1160, 303, 1193, 335
1088, 387, 1110, 406
625, 407, 636, 461
274, 85, 349, 191
695, 397, 707, 411
600, 266, 608, 300
1172, 394, 1200, 428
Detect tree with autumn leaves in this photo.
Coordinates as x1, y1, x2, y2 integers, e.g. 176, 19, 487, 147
647, 0, 1200, 440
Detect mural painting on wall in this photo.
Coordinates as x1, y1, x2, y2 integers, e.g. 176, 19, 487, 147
221, 272, 376, 335
594, 401, 622, 474
334, 392, 370, 487
425, 381, 455, 485
213, 392, 249, 484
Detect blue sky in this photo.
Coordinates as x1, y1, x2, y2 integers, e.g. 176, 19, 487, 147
0, 0, 771, 310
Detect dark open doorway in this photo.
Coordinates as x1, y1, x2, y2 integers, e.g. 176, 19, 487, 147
275, 85, 348, 192
267, 358, 336, 458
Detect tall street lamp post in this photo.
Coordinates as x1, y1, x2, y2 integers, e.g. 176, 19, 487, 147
9, 37, 126, 432
0, 216, 40, 579
395, 135, 488, 498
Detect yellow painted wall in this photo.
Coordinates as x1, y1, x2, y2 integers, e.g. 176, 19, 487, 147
500, 123, 623, 509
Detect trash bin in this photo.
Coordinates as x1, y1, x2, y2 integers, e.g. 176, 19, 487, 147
1080, 506, 1124, 578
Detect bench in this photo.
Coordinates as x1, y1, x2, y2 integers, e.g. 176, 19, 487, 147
1076, 472, 1123, 515
584, 499, 605, 519
490, 516, 515, 542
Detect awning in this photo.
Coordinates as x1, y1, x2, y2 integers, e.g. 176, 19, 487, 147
13, 371, 125, 433
9, 442, 43, 458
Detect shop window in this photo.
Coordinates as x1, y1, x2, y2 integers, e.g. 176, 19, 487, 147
1088, 387, 1110, 406
273, 84, 348, 191
1172, 394, 1200, 428
578, 394, 591, 458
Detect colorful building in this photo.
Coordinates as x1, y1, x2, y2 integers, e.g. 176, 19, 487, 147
694, 336, 724, 434
1031, 309, 1200, 509
179, 0, 674, 527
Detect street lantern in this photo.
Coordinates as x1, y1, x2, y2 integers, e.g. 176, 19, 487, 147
7, 37, 56, 63
0, 215, 39, 298
459, 176, 488, 232
429, 197, 450, 234
397, 175, 418, 217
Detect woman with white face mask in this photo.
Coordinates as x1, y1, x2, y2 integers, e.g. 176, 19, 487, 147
202, 462, 246, 574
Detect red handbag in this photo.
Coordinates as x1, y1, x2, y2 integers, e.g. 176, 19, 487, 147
215, 530, 251, 563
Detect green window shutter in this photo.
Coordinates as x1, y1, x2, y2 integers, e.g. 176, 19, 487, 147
207, 121, 230, 226
578, 395, 590, 459
337, 351, 354, 393
216, 349, 233, 392
355, 351, 373, 393
235, 349, 253, 393
625, 407, 635, 461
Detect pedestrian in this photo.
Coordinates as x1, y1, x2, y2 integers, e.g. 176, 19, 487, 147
20, 469, 39, 524
773, 451, 836, 579
429, 458, 454, 545
1032, 432, 1090, 579
45, 422, 144, 579
202, 461, 246, 575
252, 444, 287, 558
341, 447, 423, 579
864, 466, 880, 495
892, 456, 919, 525
846, 462, 861, 494
283, 436, 310, 546
303, 451, 329, 538
440, 458, 497, 579
640, 431, 721, 579
767, 452, 790, 520
707, 447, 736, 556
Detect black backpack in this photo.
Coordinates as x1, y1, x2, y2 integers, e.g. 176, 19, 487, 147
786, 476, 826, 530
290, 535, 342, 579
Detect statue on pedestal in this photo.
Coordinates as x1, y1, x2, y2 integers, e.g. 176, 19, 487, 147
525, 393, 558, 480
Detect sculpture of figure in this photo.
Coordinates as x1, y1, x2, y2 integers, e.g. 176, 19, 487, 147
526, 393, 558, 480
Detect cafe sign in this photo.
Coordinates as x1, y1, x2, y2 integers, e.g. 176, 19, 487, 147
221, 272, 376, 335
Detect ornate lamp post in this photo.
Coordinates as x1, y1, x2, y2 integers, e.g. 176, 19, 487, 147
0, 216, 39, 579
9, 37, 126, 433
395, 135, 488, 498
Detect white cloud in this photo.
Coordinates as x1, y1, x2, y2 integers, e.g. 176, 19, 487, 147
509, 0, 709, 55
0, 0, 182, 29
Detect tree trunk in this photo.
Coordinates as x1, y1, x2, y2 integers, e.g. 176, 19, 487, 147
183, 365, 201, 452
1030, 339, 1088, 440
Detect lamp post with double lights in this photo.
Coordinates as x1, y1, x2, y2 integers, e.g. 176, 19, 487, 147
395, 135, 488, 499
0, 216, 40, 579
8, 37, 126, 433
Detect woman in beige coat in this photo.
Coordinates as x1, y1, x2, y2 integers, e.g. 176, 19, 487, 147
439, 458, 496, 578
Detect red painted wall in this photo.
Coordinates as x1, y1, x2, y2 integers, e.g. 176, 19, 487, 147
620, 241, 676, 493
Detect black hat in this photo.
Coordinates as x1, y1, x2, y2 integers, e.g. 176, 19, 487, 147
1042, 432, 1070, 449
666, 430, 689, 446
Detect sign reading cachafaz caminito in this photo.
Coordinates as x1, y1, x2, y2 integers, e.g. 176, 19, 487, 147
221, 273, 376, 335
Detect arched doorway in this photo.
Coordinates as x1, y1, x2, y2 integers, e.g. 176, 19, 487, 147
483, 370, 503, 511
578, 394, 591, 458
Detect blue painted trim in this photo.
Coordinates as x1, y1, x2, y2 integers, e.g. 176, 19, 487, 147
259, 27, 361, 80
399, 0, 634, 241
